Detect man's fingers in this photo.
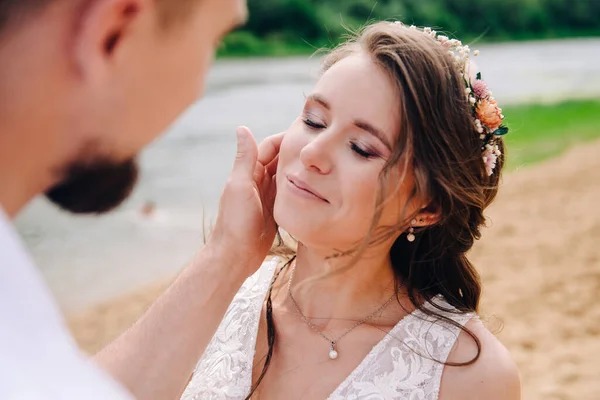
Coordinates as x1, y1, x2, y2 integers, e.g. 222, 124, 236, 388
260, 173, 278, 211
253, 161, 265, 185
265, 154, 279, 177
231, 126, 258, 180
257, 132, 284, 166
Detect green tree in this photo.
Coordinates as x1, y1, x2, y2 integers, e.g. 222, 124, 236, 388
218, 0, 600, 57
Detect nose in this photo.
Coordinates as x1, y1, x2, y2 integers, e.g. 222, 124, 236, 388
299, 130, 336, 174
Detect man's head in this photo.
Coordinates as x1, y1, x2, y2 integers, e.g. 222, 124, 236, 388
0, 0, 246, 214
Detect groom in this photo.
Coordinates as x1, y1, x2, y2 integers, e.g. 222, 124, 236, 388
0, 0, 282, 399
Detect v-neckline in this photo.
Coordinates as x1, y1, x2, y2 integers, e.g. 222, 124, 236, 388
245, 261, 424, 398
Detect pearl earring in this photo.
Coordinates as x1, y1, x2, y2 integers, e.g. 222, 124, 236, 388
407, 219, 417, 242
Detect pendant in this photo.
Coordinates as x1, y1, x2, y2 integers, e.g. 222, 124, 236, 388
329, 342, 338, 360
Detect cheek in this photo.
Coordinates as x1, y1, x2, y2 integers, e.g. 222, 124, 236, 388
376, 175, 415, 226
276, 122, 305, 173
339, 168, 382, 224
172, 42, 213, 104
167, 13, 222, 102
274, 124, 303, 211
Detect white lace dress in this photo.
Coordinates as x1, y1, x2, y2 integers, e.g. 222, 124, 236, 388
181, 258, 474, 400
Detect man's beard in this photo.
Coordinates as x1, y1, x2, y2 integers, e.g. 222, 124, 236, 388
45, 158, 139, 214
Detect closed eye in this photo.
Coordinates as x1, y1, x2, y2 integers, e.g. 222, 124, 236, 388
351, 143, 378, 159
303, 118, 326, 130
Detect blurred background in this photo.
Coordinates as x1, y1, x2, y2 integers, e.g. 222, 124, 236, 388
218, 0, 600, 56
15, 1, 600, 399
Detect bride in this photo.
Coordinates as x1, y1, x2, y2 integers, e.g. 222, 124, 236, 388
181, 21, 520, 399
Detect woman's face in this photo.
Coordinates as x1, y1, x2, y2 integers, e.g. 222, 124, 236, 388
274, 52, 416, 252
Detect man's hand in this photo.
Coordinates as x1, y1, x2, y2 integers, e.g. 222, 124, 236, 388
207, 126, 284, 277
95, 127, 284, 400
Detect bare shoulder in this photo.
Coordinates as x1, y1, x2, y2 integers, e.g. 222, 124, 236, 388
439, 317, 521, 400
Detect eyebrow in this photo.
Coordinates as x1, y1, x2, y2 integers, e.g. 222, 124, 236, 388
307, 94, 331, 110
353, 120, 392, 151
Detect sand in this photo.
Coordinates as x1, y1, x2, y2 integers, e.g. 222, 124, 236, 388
68, 139, 600, 400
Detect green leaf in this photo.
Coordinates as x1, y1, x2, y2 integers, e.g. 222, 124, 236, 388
481, 134, 491, 147
493, 126, 509, 136
476, 72, 482, 80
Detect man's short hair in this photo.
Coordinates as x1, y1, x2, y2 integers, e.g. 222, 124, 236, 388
0, 0, 195, 34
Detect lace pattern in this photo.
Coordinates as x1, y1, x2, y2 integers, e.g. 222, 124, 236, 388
181, 259, 474, 400
180, 258, 277, 400
328, 300, 473, 400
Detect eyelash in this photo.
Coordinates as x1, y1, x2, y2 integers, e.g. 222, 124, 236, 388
303, 118, 324, 130
350, 143, 376, 159
302, 117, 378, 159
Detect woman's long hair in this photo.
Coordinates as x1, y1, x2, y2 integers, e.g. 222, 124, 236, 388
246, 21, 506, 399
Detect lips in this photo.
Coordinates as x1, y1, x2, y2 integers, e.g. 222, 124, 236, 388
287, 175, 328, 202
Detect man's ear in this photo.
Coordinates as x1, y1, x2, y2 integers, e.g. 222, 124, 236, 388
72, 0, 146, 83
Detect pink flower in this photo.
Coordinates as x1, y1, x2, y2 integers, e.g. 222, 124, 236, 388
472, 79, 489, 99
464, 60, 479, 84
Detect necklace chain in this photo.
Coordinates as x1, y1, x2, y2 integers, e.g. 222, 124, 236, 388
286, 262, 396, 359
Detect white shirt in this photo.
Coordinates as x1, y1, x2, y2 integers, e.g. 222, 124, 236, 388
0, 208, 133, 399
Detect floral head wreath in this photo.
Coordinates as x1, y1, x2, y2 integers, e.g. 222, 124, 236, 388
392, 21, 509, 176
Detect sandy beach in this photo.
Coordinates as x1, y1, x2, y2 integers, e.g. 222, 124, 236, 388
68, 138, 600, 400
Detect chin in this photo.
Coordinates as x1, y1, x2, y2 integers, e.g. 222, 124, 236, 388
274, 197, 313, 242
275, 217, 370, 259
45, 158, 139, 214
274, 199, 337, 251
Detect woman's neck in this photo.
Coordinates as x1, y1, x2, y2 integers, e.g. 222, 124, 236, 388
276, 243, 401, 323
